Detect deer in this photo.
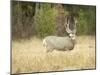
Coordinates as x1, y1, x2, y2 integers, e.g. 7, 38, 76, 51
43, 15, 77, 52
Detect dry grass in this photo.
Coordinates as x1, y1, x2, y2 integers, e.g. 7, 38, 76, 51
12, 36, 96, 74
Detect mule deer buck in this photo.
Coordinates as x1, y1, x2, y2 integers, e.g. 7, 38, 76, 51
43, 15, 77, 52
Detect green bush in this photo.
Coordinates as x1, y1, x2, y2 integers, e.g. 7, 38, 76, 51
35, 4, 57, 38
77, 6, 96, 35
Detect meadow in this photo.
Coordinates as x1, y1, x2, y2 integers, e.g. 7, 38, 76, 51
12, 36, 96, 74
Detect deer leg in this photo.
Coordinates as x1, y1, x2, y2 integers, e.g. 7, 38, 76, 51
46, 46, 53, 53
64, 48, 69, 51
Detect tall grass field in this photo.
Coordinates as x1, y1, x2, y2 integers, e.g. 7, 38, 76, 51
12, 36, 96, 74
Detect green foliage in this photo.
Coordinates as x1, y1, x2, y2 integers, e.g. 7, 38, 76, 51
35, 4, 57, 38
77, 6, 96, 35
12, 1, 96, 40
12, 1, 36, 39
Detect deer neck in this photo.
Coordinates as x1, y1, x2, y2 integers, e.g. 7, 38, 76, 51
69, 36, 76, 45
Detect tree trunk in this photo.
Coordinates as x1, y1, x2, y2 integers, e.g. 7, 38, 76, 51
56, 4, 66, 36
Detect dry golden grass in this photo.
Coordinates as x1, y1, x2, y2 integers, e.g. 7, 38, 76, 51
12, 36, 96, 74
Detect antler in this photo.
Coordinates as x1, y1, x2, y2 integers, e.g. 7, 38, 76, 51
64, 16, 77, 34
